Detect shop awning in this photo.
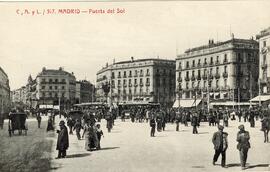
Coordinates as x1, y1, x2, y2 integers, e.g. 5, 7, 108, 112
210, 101, 257, 106
250, 95, 270, 102
173, 99, 202, 108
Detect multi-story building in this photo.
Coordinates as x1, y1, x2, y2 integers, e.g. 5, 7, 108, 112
0, 67, 10, 115
75, 80, 95, 104
176, 37, 259, 108
257, 27, 270, 94
36, 67, 76, 109
96, 58, 176, 107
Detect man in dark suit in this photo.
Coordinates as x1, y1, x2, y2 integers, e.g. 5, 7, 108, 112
237, 125, 250, 170
56, 120, 69, 159
191, 113, 199, 134
150, 116, 156, 137
212, 125, 228, 168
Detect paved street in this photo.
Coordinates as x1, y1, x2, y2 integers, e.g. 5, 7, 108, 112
51, 118, 270, 172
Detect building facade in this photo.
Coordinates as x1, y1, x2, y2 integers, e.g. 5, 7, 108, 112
75, 80, 95, 104
96, 58, 176, 107
36, 67, 76, 109
176, 38, 259, 108
257, 27, 270, 94
0, 67, 10, 115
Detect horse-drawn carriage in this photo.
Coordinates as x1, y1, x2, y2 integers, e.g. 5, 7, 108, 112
8, 112, 28, 137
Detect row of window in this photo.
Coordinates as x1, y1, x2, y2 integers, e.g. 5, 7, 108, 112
179, 52, 255, 70
178, 66, 228, 80
111, 69, 174, 78
179, 54, 228, 69
112, 69, 150, 78
178, 79, 228, 90
41, 78, 66, 83
41, 85, 65, 90
112, 78, 151, 87
40, 92, 66, 98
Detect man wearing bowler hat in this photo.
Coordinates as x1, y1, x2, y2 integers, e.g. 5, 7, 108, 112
56, 120, 69, 159
212, 125, 228, 168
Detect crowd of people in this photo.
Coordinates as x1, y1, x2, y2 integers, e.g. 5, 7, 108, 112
13, 105, 270, 170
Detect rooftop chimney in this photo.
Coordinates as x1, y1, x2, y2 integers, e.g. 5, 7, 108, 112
131, 56, 134, 62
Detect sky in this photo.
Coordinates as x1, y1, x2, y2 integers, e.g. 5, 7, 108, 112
1, 1, 270, 90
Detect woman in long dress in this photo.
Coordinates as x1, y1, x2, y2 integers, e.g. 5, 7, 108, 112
82, 119, 91, 151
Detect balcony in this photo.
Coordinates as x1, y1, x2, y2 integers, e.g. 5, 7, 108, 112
197, 75, 201, 80
123, 75, 127, 78
128, 83, 132, 87
117, 75, 121, 78
202, 74, 207, 80
123, 83, 127, 87
203, 62, 207, 66
215, 73, 220, 79
185, 76, 190, 81
197, 63, 201, 67
146, 73, 150, 76
216, 61, 220, 65
134, 74, 138, 77
209, 61, 214, 66
128, 74, 132, 77
139, 73, 144, 77
146, 82, 150, 86
209, 74, 214, 80
177, 77, 182, 82
140, 83, 144, 87
262, 63, 267, 69
117, 84, 121, 88
224, 58, 228, 63
134, 83, 138, 87
223, 72, 228, 78
111, 75, 115, 79
191, 76, 196, 81
186, 65, 190, 69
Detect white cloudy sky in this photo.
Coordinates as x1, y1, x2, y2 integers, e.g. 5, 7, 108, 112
1, 1, 270, 90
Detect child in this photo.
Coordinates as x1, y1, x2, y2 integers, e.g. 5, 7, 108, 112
96, 124, 104, 149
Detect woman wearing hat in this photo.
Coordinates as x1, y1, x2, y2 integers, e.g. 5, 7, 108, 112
237, 125, 250, 170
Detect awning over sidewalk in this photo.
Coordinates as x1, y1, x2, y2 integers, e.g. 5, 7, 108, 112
250, 95, 270, 102
173, 99, 202, 108
210, 101, 257, 106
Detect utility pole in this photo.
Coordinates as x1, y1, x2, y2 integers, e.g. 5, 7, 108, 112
207, 69, 210, 112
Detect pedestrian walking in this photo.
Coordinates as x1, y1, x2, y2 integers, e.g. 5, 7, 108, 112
56, 120, 69, 159
67, 117, 75, 134
249, 111, 255, 128
261, 114, 270, 143
105, 112, 113, 132
150, 117, 156, 137
36, 113, 42, 128
212, 125, 228, 168
82, 119, 91, 151
96, 124, 104, 149
175, 112, 180, 131
223, 113, 229, 127
191, 113, 199, 134
73, 119, 83, 140
46, 116, 54, 132
237, 125, 250, 170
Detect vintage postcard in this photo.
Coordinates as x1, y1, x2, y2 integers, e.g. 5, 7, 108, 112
0, 1, 270, 172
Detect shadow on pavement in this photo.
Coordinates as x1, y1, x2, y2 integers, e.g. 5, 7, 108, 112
65, 153, 91, 158
226, 163, 241, 167
197, 132, 209, 134
246, 164, 269, 169
100, 147, 120, 150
